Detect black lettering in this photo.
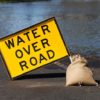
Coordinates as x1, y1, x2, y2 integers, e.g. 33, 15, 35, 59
41, 38, 50, 48
40, 53, 47, 63
32, 28, 40, 38
23, 32, 30, 41
41, 25, 50, 35
23, 45, 30, 55
19, 61, 29, 71
17, 36, 25, 46
5, 39, 15, 49
32, 42, 41, 52
47, 50, 55, 59
15, 49, 23, 58
30, 57, 37, 66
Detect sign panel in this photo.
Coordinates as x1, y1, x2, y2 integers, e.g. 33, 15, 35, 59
0, 17, 69, 79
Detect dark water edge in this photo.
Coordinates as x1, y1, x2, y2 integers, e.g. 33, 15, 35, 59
0, 0, 50, 3
0, 0, 100, 3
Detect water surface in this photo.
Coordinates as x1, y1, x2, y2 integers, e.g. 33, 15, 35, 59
0, 1, 100, 57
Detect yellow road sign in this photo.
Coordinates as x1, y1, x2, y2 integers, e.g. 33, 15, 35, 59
0, 17, 69, 79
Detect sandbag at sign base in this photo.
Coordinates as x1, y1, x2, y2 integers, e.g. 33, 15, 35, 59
66, 54, 98, 86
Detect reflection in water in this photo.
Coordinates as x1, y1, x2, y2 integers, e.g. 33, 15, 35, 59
0, 1, 100, 57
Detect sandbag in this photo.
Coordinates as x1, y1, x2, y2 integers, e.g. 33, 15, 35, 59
66, 54, 97, 86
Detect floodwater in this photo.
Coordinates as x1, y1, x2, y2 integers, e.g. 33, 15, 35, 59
0, 0, 100, 57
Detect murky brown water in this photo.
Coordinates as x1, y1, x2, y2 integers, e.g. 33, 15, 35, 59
0, 1, 100, 56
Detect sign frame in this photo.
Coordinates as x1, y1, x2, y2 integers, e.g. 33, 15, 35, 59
0, 17, 70, 80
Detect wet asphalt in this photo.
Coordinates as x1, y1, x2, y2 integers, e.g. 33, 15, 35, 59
0, 55, 100, 100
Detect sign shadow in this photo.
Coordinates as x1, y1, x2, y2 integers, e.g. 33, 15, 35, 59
16, 73, 65, 80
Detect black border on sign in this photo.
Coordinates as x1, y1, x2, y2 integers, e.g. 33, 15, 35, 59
0, 17, 70, 80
